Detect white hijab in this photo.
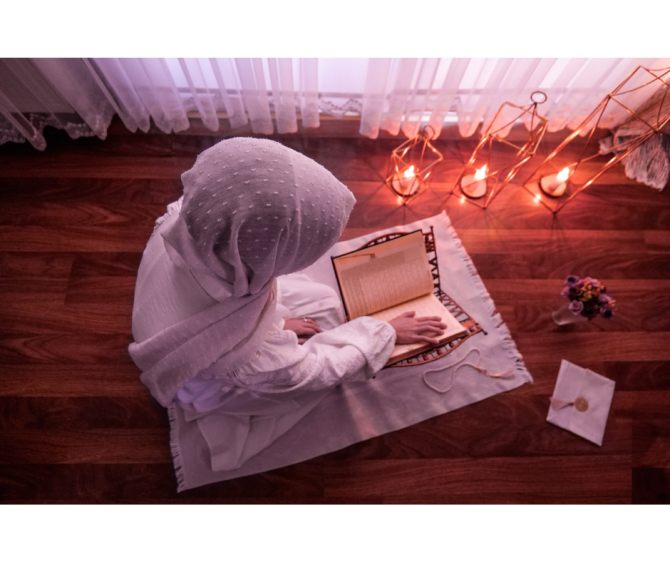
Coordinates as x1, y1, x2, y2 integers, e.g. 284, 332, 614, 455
129, 137, 355, 407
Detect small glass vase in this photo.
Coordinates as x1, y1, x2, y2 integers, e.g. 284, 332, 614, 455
552, 302, 588, 325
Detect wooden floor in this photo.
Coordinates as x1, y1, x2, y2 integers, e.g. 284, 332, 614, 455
1, 118, 669, 504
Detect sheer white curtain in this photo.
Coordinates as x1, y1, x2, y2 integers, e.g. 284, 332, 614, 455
1, 58, 668, 150
0, 58, 117, 150
0, 58, 320, 150
361, 58, 670, 140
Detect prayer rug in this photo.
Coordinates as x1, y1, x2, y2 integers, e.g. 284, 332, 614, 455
169, 210, 533, 491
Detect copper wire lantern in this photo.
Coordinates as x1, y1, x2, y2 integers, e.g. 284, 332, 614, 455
453, 91, 548, 209
522, 65, 670, 214
384, 125, 444, 204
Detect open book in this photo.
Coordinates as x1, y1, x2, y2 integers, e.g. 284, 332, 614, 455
331, 230, 467, 366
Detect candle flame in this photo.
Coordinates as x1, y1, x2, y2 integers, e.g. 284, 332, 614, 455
460, 196, 465, 204
403, 165, 415, 179
474, 165, 487, 180
557, 167, 570, 182
397, 196, 403, 205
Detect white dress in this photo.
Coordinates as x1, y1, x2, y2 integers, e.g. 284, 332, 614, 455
174, 272, 396, 419
131, 199, 396, 469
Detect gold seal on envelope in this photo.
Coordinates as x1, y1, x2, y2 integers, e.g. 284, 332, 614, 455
574, 396, 589, 412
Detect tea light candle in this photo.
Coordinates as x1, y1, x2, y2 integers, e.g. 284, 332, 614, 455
391, 165, 419, 196
461, 165, 487, 199
540, 167, 570, 197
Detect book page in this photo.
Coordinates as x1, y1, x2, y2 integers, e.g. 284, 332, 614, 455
333, 231, 434, 319
369, 293, 468, 365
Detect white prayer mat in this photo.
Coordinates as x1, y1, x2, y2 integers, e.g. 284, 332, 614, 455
169, 210, 533, 491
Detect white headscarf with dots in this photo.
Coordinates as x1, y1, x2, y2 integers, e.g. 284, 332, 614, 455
129, 138, 355, 406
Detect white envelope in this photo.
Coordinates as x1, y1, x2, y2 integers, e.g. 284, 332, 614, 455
546, 360, 615, 446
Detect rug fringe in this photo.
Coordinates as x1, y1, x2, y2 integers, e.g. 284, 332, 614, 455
439, 212, 533, 384
492, 312, 533, 384
168, 403, 187, 493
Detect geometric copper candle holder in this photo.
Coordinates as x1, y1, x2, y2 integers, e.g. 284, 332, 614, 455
454, 91, 548, 209
384, 125, 444, 205
522, 65, 670, 214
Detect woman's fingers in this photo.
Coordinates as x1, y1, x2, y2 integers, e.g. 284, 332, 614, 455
419, 327, 446, 336
303, 319, 322, 332
283, 317, 322, 337
415, 319, 446, 335
408, 334, 440, 345
417, 329, 444, 337
293, 324, 319, 336
388, 312, 451, 345
415, 315, 442, 322
417, 319, 447, 328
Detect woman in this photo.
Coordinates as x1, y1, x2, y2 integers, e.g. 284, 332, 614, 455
129, 137, 445, 471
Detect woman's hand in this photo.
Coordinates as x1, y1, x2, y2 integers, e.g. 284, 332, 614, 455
283, 317, 322, 344
388, 311, 446, 345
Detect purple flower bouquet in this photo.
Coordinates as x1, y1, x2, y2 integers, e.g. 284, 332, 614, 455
554, 275, 615, 324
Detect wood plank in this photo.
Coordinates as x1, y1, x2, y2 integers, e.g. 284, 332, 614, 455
0, 252, 74, 279
0, 460, 325, 503
0, 365, 145, 398
457, 229, 647, 254
0, 429, 171, 464
469, 252, 670, 280
70, 253, 141, 277
0, 279, 68, 306
0, 201, 164, 227
323, 455, 631, 503
0, 155, 195, 179
632, 468, 670, 504
0, 397, 165, 430
515, 332, 670, 363
633, 391, 670, 469
65, 276, 137, 305
602, 362, 670, 391
0, 178, 182, 204
0, 334, 133, 364
0, 494, 372, 506
0, 303, 132, 335
0, 225, 153, 252
644, 230, 670, 253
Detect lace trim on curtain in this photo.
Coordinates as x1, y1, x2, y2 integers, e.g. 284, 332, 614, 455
318, 98, 362, 118
34, 113, 96, 139
0, 114, 29, 145
0, 111, 112, 148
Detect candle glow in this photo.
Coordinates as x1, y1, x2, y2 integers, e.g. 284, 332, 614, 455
539, 166, 571, 198
461, 164, 488, 199
391, 165, 419, 198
